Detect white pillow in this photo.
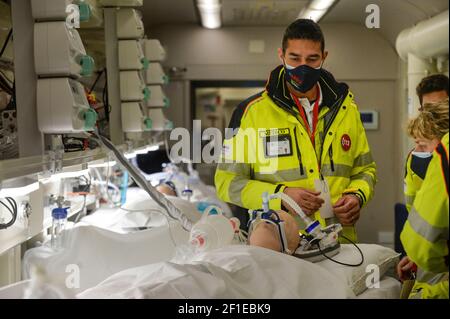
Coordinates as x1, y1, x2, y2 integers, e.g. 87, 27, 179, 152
315, 244, 400, 296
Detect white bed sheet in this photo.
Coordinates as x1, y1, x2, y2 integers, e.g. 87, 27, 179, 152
22, 223, 189, 294
78, 245, 356, 299
356, 276, 401, 299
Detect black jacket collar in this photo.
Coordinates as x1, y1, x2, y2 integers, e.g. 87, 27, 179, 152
265, 65, 349, 115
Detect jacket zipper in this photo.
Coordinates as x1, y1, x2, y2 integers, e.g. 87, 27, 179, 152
293, 127, 304, 176
328, 145, 335, 172
319, 96, 343, 170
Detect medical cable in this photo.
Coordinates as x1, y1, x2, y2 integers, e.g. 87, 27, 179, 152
0, 28, 12, 58
74, 194, 88, 223
119, 207, 177, 248
0, 197, 17, 230
315, 234, 364, 267
86, 131, 193, 232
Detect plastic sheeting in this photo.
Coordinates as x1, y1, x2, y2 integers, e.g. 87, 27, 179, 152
22, 224, 189, 294
78, 245, 356, 299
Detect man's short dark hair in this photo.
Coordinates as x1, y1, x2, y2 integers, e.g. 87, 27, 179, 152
282, 19, 325, 53
416, 74, 449, 105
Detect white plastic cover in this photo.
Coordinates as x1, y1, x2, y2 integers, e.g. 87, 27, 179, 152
22, 224, 189, 294
78, 245, 356, 299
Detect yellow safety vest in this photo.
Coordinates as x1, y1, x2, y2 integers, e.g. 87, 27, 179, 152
404, 151, 425, 212
401, 133, 449, 299
215, 66, 377, 242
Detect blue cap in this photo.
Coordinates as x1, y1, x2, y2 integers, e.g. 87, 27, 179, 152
196, 202, 218, 214
52, 207, 68, 220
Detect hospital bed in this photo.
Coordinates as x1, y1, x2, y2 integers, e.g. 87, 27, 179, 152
0, 144, 401, 299
0, 201, 401, 299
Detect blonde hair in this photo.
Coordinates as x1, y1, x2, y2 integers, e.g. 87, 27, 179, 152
407, 98, 449, 140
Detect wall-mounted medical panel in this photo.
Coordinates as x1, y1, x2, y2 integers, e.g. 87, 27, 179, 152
121, 102, 152, 132
143, 39, 166, 62
146, 85, 169, 108
145, 62, 168, 85
116, 8, 144, 39
147, 108, 173, 131
37, 78, 97, 133
118, 40, 147, 70
34, 22, 94, 78
119, 71, 148, 102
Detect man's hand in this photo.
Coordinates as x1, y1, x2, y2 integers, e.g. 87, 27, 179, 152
282, 187, 324, 216
333, 194, 361, 225
396, 256, 417, 282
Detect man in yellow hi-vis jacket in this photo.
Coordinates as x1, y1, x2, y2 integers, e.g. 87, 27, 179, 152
400, 133, 449, 299
215, 19, 377, 242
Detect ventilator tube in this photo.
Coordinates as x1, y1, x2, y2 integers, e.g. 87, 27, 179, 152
269, 192, 323, 239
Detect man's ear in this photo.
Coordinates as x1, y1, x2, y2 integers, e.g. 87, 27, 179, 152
322, 50, 328, 62
277, 47, 284, 64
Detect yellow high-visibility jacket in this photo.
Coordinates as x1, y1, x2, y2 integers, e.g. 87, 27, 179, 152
215, 65, 377, 242
401, 133, 449, 299
404, 151, 425, 212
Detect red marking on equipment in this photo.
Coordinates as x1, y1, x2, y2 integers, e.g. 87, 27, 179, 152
341, 134, 351, 151
196, 235, 205, 246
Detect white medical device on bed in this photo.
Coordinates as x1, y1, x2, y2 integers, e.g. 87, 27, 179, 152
248, 192, 342, 263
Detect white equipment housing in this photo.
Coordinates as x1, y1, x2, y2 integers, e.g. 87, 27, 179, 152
31, 0, 73, 20
121, 102, 151, 132
34, 21, 91, 78
148, 108, 172, 131
146, 63, 167, 84
120, 71, 147, 101
100, 0, 143, 6
118, 40, 145, 70
116, 8, 144, 39
37, 78, 94, 133
146, 85, 169, 108
144, 39, 166, 61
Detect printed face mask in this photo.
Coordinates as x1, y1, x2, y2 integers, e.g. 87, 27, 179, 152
284, 61, 322, 93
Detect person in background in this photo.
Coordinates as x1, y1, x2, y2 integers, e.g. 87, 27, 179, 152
398, 99, 449, 299
403, 99, 449, 211
397, 74, 448, 285
415, 74, 448, 109
156, 180, 178, 197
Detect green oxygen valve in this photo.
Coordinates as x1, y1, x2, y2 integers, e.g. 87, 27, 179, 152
80, 55, 95, 77
164, 97, 170, 108
78, 1, 91, 22
83, 108, 97, 131
163, 75, 169, 84
141, 57, 149, 70
143, 87, 150, 102
165, 120, 174, 130
144, 118, 152, 130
